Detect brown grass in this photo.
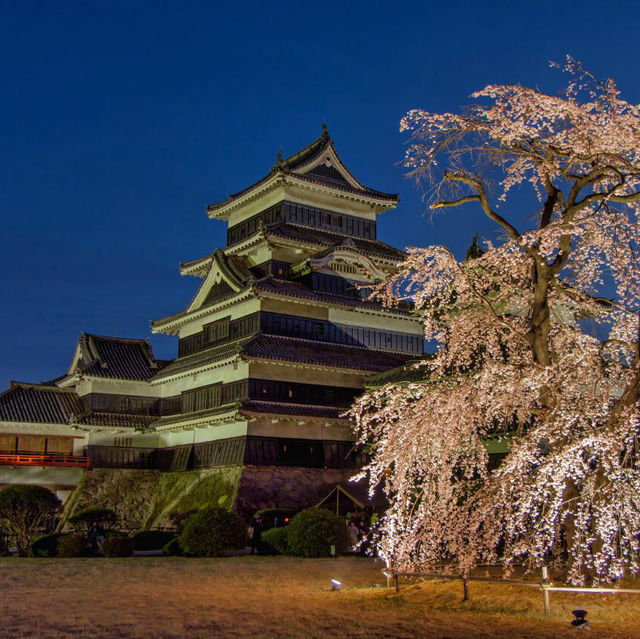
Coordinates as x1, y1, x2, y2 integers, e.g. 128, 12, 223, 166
1, 556, 639, 638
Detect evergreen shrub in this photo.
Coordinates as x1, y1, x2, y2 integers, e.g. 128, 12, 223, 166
179, 507, 246, 557
57, 533, 90, 557
261, 527, 289, 555
133, 530, 175, 551
286, 508, 350, 558
100, 535, 134, 557
28, 533, 60, 557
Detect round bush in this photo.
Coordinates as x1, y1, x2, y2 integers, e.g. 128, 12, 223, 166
133, 530, 175, 551
261, 527, 289, 555
100, 535, 134, 557
286, 508, 350, 558
57, 533, 90, 558
162, 537, 184, 556
28, 533, 60, 558
179, 507, 246, 557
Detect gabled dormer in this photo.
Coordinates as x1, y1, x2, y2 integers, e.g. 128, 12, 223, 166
292, 240, 387, 283
184, 250, 254, 313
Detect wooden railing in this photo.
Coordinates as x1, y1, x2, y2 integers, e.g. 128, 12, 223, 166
0, 452, 91, 468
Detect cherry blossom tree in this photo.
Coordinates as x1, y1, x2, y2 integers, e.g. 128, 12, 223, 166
351, 58, 640, 584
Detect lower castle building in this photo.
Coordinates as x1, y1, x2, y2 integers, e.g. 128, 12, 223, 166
0, 128, 423, 524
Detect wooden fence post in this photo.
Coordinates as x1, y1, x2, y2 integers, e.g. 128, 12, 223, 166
394, 574, 400, 593
541, 566, 551, 615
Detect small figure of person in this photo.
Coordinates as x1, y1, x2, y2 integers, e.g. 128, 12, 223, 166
249, 515, 263, 555
347, 520, 359, 551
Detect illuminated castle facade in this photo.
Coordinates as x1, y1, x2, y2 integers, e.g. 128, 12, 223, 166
0, 128, 423, 516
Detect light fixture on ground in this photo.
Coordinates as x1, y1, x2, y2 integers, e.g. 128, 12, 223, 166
571, 609, 589, 629
331, 579, 342, 591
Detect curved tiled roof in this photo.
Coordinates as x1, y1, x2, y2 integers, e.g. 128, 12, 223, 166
254, 277, 412, 315
242, 334, 415, 372
0, 383, 84, 424
207, 129, 397, 212
265, 222, 405, 261
151, 340, 247, 380
241, 400, 344, 419
79, 413, 158, 430
75, 334, 168, 380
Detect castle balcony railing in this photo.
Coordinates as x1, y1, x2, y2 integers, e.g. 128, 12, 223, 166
0, 452, 91, 469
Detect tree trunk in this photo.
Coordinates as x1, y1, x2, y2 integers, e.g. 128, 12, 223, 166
527, 260, 552, 367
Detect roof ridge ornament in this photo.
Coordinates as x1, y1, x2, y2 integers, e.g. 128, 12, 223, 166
273, 148, 284, 172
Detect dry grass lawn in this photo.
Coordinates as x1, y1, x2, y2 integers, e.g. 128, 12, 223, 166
1, 556, 640, 638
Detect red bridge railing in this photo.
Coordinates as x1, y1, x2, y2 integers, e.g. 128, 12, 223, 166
0, 453, 91, 468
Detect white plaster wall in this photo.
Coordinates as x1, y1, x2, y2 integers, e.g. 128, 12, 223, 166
0, 465, 84, 489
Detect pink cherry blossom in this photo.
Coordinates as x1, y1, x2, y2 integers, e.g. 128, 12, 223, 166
351, 59, 640, 585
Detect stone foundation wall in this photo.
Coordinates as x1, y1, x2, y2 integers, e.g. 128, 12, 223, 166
235, 465, 355, 518
65, 466, 242, 530
63, 464, 356, 528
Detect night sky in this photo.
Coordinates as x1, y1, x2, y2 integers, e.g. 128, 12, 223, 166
1, 1, 638, 385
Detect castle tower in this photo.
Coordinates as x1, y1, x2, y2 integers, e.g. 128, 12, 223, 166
148, 127, 424, 513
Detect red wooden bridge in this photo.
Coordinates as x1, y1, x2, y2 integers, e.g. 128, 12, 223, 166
0, 453, 91, 468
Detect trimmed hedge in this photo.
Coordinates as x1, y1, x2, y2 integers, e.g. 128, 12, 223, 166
133, 530, 175, 551
57, 533, 90, 558
286, 508, 350, 558
100, 535, 134, 557
179, 507, 246, 557
162, 537, 184, 556
28, 533, 60, 557
261, 527, 289, 555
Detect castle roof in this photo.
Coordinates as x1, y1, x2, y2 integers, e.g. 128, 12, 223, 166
152, 332, 415, 381
253, 277, 412, 314
242, 334, 414, 372
0, 382, 85, 424
69, 333, 169, 381
206, 127, 398, 218
261, 222, 405, 262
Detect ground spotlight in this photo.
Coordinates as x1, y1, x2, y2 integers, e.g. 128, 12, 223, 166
331, 579, 342, 591
571, 609, 589, 629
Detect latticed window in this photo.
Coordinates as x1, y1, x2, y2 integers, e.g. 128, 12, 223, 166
203, 316, 230, 344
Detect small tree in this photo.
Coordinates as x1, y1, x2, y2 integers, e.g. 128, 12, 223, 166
0, 485, 61, 556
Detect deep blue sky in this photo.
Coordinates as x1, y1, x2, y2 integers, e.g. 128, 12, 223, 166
1, 1, 638, 385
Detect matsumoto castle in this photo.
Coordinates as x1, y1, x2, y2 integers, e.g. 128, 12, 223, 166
0, 128, 424, 515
